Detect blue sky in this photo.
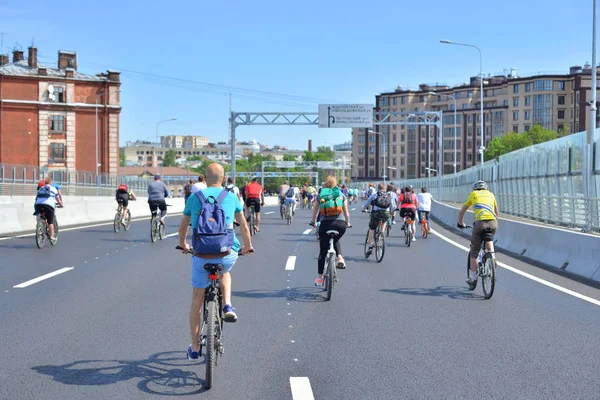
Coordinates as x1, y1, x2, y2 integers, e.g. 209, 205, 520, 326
0, 0, 594, 150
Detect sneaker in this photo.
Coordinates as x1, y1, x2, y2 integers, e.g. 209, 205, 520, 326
337, 256, 346, 269
50, 237, 57, 245
466, 278, 477, 291
223, 304, 238, 322
315, 276, 324, 286
411, 237, 416, 242
365, 246, 373, 258
187, 345, 199, 360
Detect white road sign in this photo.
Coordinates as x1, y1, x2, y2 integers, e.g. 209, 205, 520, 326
318, 104, 373, 128
275, 161, 296, 168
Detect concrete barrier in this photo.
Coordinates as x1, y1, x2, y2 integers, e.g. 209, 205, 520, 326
431, 200, 600, 283
0, 196, 185, 237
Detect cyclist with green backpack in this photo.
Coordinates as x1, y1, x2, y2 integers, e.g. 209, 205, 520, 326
362, 183, 392, 256
310, 175, 351, 286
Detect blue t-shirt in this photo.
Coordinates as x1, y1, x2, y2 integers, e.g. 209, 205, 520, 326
184, 187, 243, 252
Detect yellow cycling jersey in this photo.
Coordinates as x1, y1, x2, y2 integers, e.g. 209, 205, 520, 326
464, 190, 497, 221
307, 186, 316, 195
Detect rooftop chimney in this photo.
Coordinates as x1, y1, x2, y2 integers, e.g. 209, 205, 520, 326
13, 49, 24, 63
58, 50, 77, 70
28, 46, 37, 68
0, 54, 8, 66
308, 139, 313, 152
65, 68, 74, 78
38, 66, 47, 76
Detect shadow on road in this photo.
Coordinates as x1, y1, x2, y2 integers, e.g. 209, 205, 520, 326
233, 286, 324, 302
32, 351, 205, 396
380, 286, 481, 301
101, 238, 150, 244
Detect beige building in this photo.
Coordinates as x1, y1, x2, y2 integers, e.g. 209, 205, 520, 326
160, 135, 209, 149
352, 64, 600, 181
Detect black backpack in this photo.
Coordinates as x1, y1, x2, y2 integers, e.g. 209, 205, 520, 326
373, 191, 391, 209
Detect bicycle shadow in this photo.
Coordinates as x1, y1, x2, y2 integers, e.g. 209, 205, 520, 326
233, 286, 324, 303
0, 237, 38, 250
32, 351, 205, 396
101, 238, 150, 244
343, 256, 371, 264
380, 286, 482, 301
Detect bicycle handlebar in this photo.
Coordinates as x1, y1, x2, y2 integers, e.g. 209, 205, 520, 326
457, 223, 473, 229
175, 245, 255, 257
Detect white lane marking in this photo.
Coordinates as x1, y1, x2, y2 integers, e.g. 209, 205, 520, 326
13, 267, 74, 288
290, 377, 315, 400
302, 229, 312, 235
164, 232, 178, 238
431, 229, 600, 307
351, 208, 356, 211
285, 256, 297, 271
265, 211, 275, 215
0, 213, 183, 242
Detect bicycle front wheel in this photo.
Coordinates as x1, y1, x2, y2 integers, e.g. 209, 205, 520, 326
114, 212, 120, 233
150, 217, 158, 243
375, 232, 385, 263
466, 253, 477, 291
124, 210, 132, 231
205, 300, 218, 389
35, 219, 45, 249
364, 231, 370, 258
481, 253, 496, 299
159, 221, 165, 240
325, 253, 335, 300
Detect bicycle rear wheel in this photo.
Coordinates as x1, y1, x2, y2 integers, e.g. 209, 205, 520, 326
375, 231, 385, 263
159, 221, 165, 240
124, 210, 132, 231
150, 216, 158, 243
114, 212, 121, 233
364, 231, 370, 258
386, 221, 391, 237
481, 253, 496, 299
205, 300, 218, 389
325, 253, 335, 300
422, 220, 428, 238
466, 253, 478, 291
35, 219, 46, 249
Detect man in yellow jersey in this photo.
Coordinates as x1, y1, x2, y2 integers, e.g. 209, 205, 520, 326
457, 180, 499, 290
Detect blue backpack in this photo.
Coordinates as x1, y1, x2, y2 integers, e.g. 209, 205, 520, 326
192, 189, 234, 255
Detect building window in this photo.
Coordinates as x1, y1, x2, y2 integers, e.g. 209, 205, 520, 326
401, 158, 405, 166
558, 110, 565, 119
525, 97, 531, 106
369, 158, 375, 166
392, 170, 396, 179
55, 86, 65, 103
513, 84, 519, 94
369, 146, 375, 154
358, 135, 364, 143
468, 115, 473, 123
513, 125, 518, 132
524, 124, 530, 131
558, 95, 565, 105
49, 115, 65, 133
513, 111, 519, 121
358, 158, 364, 166
524, 111, 531, 120
393, 97, 398, 105
49, 143, 66, 163
401, 134, 405, 141
401, 145, 405, 154
557, 81, 566, 91
462, 103, 468, 109
380, 98, 387, 106
369, 135, 375, 143
359, 147, 364, 154
513, 98, 519, 107
393, 134, 397, 142
558, 123, 564, 131
401, 170, 405, 178
525, 83, 531, 92
468, 91, 473, 98
533, 94, 554, 129
468, 153, 472, 162
393, 146, 397, 154
401, 96, 406, 104
534, 80, 553, 91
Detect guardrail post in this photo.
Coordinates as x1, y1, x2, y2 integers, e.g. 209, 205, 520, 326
12, 167, 16, 196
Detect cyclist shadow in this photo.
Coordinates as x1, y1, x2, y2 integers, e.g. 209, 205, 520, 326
380, 286, 482, 301
32, 351, 206, 395
0, 237, 37, 250
233, 287, 323, 303
343, 256, 372, 264
101, 238, 150, 244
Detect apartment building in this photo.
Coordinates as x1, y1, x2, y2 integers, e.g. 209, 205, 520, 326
352, 64, 600, 181
160, 135, 209, 149
0, 47, 121, 175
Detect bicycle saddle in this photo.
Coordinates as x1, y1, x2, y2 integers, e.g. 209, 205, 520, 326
204, 263, 224, 273
326, 230, 340, 236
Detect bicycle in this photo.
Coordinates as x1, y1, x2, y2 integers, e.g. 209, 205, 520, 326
310, 223, 350, 300
402, 215, 414, 247
150, 207, 165, 243
248, 204, 257, 236
386, 215, 393, 237
35, 206, 60, 249
284, 200, 294, 225
362, 211, 385, 263
176, 245, 254, 389
280, 201, 286, 220
114, 202, 132, 232
459, 224, 497, 299
420, 211, 429, 239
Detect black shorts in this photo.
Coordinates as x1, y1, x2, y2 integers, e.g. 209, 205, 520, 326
35, 204, 55, 225
399, 208, 416, 221
148, 199, 167, 214
246, 198, 261, 213
116, 193, 129, 207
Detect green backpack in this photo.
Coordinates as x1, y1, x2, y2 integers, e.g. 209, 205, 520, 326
319, 186, 344, 216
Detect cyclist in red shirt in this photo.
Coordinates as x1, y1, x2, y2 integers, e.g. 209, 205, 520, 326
398, 185, 418, 242
245, 177, 265, 232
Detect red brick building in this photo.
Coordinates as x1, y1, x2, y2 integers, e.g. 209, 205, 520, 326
0, 47, 121, 176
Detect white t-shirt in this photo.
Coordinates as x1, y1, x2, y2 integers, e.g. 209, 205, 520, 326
35, 185, 59, 208
286, 187, 300, 199
191, 182, 207, 193
417, 192, 433, 211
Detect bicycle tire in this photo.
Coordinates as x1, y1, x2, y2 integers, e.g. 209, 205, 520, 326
466, 252, 478, 291
114, 212, 120, 233
326, 254, 335, 300
159, 222, 165, 240
124, 210, 132, 231
422, 221, 428, 238
205, 300, 218, 389
364, 231, 370, 258
386, 221, 391, 237
375, 232, 385, 263
481, 253, 496, 299
35, 219, 45, 249
53, 217, 59, 244
150, 216, 158, 243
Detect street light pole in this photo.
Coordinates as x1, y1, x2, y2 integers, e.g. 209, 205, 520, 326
95, 89, 121, 186
155, 118, 177, 175
429, 92, 458, 174
368, 129, 386, 185
440, 40, 484, 166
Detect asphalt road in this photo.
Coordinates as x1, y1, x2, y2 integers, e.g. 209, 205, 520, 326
1, 205, 600, 399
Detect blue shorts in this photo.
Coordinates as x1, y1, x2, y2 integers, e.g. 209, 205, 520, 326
191, 251, 238, 289
285, 197, 297, 204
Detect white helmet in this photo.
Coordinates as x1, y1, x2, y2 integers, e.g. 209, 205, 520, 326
473, 180, 488, 191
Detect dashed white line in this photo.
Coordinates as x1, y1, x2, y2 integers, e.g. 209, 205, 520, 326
164, 232, 178, 238
302, 229, 312, 235
431, 229, 600, 307
290, 377, 314, 400
13, 267, 74, 288
265, 211, 275, 215
351, 208, 356, 211
285, 256, 297, 271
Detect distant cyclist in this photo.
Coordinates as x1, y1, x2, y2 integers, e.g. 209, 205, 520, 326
183, 179, 194, 203
417, 187, 433, 232
226, 176, 242, 204
148, 175, 169, 225
278, 181, 291, 211
386, 184, 398, 224
115, 183, 137, 225
307, 184, 317, 206
35, 176, 64, 244
310, 175, 350, 286
245, 177, 265, 232
398, 185, 418, 242
362, 183, 392, 255
284, 183, 300, 216
458, 180, 498, 289
190, 174, 207, 194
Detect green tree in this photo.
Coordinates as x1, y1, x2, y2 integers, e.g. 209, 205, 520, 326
162, 149, 177, 167
484, 125, 558, 160
119, 149, 126, 167
526, 124, 557, 144
282, 154, 297, 161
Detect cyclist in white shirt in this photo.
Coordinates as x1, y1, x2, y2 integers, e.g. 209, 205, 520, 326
34, 177, 64, 243
190, 175, 207, 193
417, 186, 433, 231
284, 183, 300, 216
